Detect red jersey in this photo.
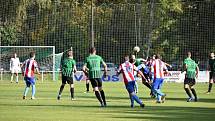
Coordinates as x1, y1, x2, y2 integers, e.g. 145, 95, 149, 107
151, 59, 167, 79
118, 61, 136, 84
23, 59, 38, 78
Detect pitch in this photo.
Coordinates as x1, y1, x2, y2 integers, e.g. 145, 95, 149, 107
0, 81, 214, 121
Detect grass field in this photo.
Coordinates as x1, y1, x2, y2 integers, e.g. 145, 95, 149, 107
0, 80, 215, 121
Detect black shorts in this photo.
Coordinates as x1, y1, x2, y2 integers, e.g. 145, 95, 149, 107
143, 73, 150, 82
90, 78, 102, 88
184, 78, 196, 86
209, 72, 215, 80
62, 75, 73, 84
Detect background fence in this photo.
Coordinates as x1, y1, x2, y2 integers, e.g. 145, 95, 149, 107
0, 0, 215, 72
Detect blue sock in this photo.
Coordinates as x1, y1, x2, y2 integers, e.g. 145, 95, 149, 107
32, 85, 36, 97
134, 81, 138, 92
130, 95, 134, 106
132, 95, 142, 105
157, 95, 161, 101
155, 89, 164, 96
157, 89, 164, 96
23, 87, 30, 96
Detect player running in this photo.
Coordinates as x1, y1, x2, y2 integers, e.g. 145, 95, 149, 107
151, 54, 169, 103
57, 49, 77, 100
22, 52, 40, 100
183, 52, 199, 102
206, 52, 215, 94
10, 53, 21, 83
117, 55, 145, 108
82, 47, 107, 107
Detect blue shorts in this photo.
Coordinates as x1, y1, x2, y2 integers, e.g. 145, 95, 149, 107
152, 78, 164, 90
24, 77, 36, 87
126, 81, 135, 93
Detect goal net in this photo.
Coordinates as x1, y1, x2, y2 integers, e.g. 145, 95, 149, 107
0, 46, 55, 82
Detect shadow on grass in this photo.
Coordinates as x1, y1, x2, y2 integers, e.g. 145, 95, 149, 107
166, 97, 215, 103
1, 102, 214, 121
110, 106, 215, 121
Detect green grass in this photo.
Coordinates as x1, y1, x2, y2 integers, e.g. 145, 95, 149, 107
0, 80, 215, 121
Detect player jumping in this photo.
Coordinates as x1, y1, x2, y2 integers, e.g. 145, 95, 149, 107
183, 52, 199, 102
151, 54, 169, 103
117, 55, 145, 108
130, 55, 155, 97
22, 52, 40, 100
206, 52, 215, 94
83, 47, 107, 107
57, 49, 77, 100
10, 53, 21, 83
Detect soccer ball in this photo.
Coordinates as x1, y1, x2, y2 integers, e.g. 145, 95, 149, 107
133, 46, 140, 52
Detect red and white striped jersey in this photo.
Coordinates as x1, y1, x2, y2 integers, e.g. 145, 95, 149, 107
23, 59, 38, 77
151, 59, 167, 79
118, 61, 135, 84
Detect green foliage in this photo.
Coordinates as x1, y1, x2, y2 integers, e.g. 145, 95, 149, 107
0, 23, 18, 45
0, 0, 214, 64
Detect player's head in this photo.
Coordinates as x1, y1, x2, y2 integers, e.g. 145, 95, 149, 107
155, 54, 161, 59
67, 50, 73, 57
152, 55, 156, 59
147, 57, 151, 61
90, 47, 96, 54
13, 53, 17, 58
210, 52, 214, 58
129, 54, 135, 63
29, 52, 36, 59
187, 51, 191, 58
124, 55, 129, 62
131, 54, 136, 60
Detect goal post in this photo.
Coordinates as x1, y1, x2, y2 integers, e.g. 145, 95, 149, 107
0, 46, 56, 82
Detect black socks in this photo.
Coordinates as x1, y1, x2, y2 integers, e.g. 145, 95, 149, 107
100, 90, 106, 105
70, 88, 74, 98
208, 83, 212, 92
184, 88, 192, 98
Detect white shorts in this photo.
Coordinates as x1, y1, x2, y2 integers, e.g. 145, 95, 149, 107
11, 67, 21, 73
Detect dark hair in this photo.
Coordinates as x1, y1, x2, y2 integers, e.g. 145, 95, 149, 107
89, 47, 96, 54
29, 52, 35, 58
155, 54, 161, 59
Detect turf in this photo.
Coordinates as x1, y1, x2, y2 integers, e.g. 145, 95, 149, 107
0, 80, 214, 121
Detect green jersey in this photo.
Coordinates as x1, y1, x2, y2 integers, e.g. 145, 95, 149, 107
134, 58, 142, 66
209, 58, 215, 73
61, 57, 76, 77
184, 58, 197, 79
85, 55, 104, 79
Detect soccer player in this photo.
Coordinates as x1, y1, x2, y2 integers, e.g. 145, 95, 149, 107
10, 53, 21, 83
206, 52, 215, 94
183, 52, 199, 102
130, 55, 153, 96
57, 49, 77, 100
82, 47, 107, 107
151, 54, 169, 103
117, 55, 145, 108
22, 52, 40, 99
